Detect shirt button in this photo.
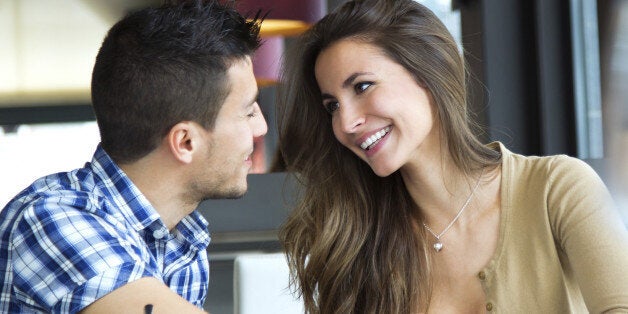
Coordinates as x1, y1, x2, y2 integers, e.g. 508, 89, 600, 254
486, 302, 493, 311
478, 271, 486, 280
153, 228, 168, 239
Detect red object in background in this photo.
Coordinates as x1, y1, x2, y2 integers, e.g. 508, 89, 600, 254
235, 0, 326, 23
252, 36, 284, 88
238, 0, 326, 85
250, 136, 266, 174
236, 0, 326, 173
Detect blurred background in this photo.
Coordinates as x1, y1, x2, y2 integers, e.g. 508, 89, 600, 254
0, 0, 626, 313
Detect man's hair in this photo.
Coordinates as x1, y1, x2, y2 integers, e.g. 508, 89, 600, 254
91, 0, 261, 163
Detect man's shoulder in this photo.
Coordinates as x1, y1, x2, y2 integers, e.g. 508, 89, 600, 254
0, 166, 113, 229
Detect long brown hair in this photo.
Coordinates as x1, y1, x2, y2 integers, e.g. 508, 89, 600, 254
276, 0, 501, 312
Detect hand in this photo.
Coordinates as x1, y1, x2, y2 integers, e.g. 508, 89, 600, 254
79, 277, 209, 314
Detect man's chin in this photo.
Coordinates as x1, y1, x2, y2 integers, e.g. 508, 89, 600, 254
202, 184, 247, 201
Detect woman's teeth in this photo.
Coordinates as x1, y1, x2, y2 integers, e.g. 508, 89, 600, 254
360, 126, 391, 150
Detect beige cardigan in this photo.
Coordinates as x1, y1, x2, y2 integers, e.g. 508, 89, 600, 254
479, 143, 628, 313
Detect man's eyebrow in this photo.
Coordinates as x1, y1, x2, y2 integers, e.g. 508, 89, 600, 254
245, 90, 259, 108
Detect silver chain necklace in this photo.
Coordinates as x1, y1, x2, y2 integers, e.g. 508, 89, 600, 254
422, 171, 483, 252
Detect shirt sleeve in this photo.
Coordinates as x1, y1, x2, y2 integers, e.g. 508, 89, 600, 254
547, 156, 628, 313
10, 194, 159, 313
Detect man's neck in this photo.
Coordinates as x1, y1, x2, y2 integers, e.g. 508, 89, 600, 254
119, 154, 197, 231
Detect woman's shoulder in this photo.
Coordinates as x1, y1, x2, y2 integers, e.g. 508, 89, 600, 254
493, 142, 596, 181
492, 142, 613, 209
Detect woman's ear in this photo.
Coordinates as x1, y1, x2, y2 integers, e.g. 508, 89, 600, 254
166, 121, 197, 164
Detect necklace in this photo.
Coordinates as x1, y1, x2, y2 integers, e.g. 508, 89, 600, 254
422, 171, 483, 252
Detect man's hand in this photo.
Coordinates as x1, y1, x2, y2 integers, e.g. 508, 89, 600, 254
79, 277, 209, 314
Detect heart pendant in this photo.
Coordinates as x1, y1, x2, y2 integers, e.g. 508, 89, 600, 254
433, 242, 443, 252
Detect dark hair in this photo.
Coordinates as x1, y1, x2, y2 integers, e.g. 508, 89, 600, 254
91, 0, 261, 163
277, 0, 501, 313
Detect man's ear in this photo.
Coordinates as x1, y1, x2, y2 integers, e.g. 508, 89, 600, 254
166, 122, 200, 164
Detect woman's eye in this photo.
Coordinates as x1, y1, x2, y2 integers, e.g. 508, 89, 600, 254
354, 82, 372, 94
324, 101, 340, 114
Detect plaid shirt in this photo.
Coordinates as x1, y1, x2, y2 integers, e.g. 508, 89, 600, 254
0, 146, 211, 313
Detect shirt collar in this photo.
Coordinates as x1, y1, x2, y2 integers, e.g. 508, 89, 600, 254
176, 211, 211, 251
90, 145, 211, 250
90, 145, 162, 233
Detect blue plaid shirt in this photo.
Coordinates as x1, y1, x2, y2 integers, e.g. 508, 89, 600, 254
0, 146, 211, 313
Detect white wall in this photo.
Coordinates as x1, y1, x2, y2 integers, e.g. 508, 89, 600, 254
0, 0, 112, 207
0, 0, 111, 95
0, 122, 100, 207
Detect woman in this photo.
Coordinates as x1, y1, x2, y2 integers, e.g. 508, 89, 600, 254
276, 0, 628, 313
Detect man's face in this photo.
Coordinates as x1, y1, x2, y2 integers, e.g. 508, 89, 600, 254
189, 57, 268, 200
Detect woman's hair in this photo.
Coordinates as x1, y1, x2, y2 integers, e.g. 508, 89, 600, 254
277, 0, 501, 313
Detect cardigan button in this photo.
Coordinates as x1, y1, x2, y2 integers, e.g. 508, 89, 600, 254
478, 271, 486, 280
486, 302, 494, 311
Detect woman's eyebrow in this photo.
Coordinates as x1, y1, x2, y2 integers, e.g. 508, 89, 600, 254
320, 71, 374, 100
342, 72, 372, 88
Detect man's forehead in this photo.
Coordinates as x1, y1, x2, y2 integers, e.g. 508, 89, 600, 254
222, 56, 257, 107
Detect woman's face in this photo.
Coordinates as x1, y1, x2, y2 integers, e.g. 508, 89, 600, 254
314, 39, 439, 177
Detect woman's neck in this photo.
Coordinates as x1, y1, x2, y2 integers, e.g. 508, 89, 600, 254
400, 147, 482, 228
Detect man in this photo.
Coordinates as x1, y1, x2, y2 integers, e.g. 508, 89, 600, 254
0, 0, 267, 312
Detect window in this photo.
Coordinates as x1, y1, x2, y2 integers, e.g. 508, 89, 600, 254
0, 122, 100, 207
595, 0, 628, 220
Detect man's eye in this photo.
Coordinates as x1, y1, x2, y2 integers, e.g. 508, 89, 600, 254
324, 101, 339, 114
247, 107, 258, 118
354, 82, 372, 94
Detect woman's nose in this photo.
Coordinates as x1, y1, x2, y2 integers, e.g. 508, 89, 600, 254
337, 102, 365, 133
